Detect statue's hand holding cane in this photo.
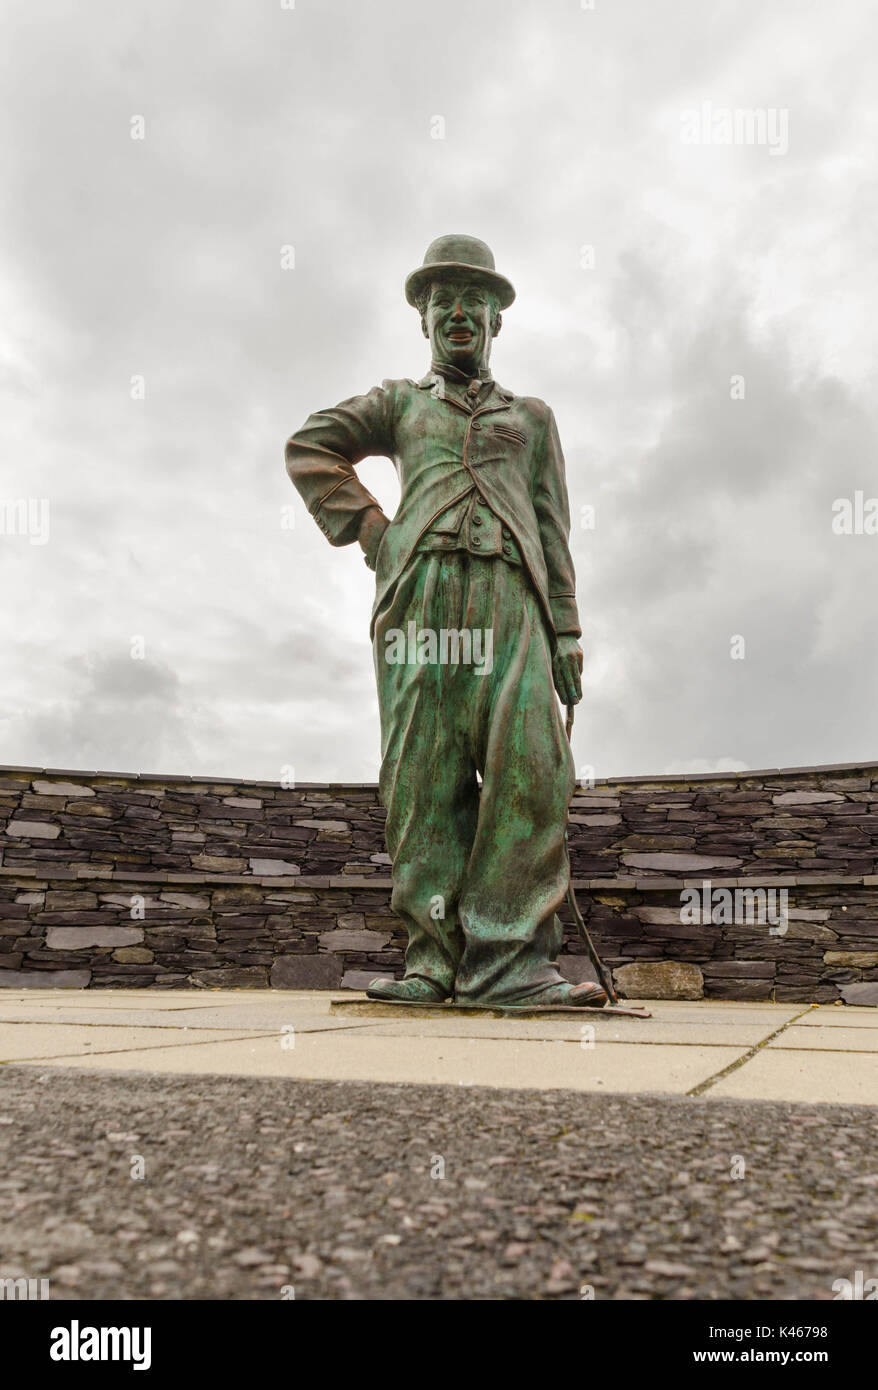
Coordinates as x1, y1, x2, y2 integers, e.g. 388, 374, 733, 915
552, 634, 583, 709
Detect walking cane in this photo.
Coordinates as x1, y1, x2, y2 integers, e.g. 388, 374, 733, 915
564, 703, 651, 1018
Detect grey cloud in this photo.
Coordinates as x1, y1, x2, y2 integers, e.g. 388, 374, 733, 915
2, 0, 876, 780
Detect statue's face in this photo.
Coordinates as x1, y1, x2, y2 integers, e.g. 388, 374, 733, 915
422, 279, 497, 373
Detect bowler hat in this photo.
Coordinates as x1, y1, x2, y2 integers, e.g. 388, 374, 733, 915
405, 234, 516, 310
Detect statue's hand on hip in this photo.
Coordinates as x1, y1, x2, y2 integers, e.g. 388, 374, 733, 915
552, 635, 583, 707
359, 506, 390, 571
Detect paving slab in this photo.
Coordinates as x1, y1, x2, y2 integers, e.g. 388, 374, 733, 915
784, 1005, 878, 1028
709, 1049, 878, 1104
20, 1031, 745, 1092
0, 1023, 279, 1063
766, 1025, 878, 1052
0, 988, 349, 1016
0, 1002, 370, 1032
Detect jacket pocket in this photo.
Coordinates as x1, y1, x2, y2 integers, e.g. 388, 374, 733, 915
493, 423, 528, 447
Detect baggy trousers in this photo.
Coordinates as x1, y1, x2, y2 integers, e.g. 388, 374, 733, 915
374, 549, 576, 1004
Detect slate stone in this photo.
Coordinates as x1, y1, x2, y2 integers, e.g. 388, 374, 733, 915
46, 891, 98, 909
619, 835, 694, 851
341, 969, 383, 990
784, 921, 837, 942
189, 967, 268, 988
5, 821, 61, 838
293, 820, 350, 831
622, 853, 742, 871
704, 980, 774, 1000
159, 892, 211, 908
318, 929, 391, 952
701, 960, 775, 978
32, 781, 94, 798
270, 954, 342, 989
773, 791, 844, 805
46, 926, 144, 949
613, 961, 704, 1000
335, 913, 366, 930
823, 951, 878, 968
633, 907, 686, 925
191, 856, 247, 872
0, 969, 91, 988
248, 859, 301, 876
839, 982, 878, 1006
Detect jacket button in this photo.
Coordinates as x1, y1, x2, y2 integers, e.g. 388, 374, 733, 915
503, 544, 512, 556
472, 514, 483, 526
502, 527, 511, 539
470, 421, 481, 431
472, 535, 481, 547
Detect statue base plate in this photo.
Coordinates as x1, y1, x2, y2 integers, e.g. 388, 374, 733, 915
330, 998, 651, 1020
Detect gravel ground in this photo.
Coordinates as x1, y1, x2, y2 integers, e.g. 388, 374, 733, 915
1, 1066, 876, 1301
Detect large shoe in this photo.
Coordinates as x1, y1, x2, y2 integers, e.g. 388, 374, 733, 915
365, 976, 449, 1003
566, 982, 609, 1008
497, 981, 609, 1010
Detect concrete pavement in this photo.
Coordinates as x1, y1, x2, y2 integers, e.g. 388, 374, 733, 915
0, 989, 876, 1103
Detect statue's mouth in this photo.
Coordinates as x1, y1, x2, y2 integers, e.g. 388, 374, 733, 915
447, 329, 474, 343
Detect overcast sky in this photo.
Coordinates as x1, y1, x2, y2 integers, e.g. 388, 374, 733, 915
1, 0, 876, 783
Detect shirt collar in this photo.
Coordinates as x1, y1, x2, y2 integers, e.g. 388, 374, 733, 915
429, 360, 493, 386
417, 365, 514, 408
415, 372, 513, 405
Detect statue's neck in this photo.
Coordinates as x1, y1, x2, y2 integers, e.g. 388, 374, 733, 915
430, 358, 492, 384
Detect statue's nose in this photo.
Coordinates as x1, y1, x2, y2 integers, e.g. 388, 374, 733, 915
450, 301, 466, 319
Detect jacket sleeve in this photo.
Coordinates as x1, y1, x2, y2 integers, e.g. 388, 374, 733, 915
533, 405, 581, 639
284, 383, 395, 546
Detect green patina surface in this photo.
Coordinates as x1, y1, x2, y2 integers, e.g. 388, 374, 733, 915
285, 235, 601, 1008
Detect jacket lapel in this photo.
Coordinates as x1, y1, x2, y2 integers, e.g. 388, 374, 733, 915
473, 380, 514, 418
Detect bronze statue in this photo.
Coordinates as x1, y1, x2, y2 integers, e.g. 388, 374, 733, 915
285, 234, 607, 1007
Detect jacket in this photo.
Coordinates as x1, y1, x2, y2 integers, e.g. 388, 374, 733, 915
284, 373, 580, 642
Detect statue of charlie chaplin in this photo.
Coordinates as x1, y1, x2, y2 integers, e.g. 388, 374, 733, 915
285, 235, 606, 1007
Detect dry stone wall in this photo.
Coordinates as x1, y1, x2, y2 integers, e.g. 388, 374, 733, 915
1, 762, 877, 1003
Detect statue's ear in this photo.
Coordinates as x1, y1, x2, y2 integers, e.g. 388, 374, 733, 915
493, 313, 502, 338
420, 316, 429, 339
